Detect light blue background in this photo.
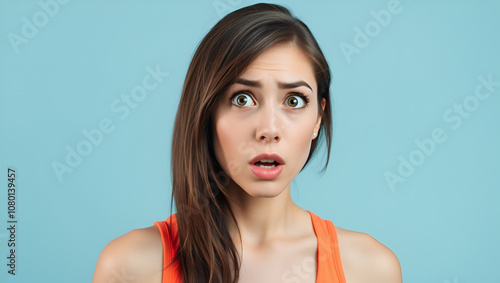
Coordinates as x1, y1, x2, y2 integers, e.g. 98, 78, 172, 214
1, 0, 499, 282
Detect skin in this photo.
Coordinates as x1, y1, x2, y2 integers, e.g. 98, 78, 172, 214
212, 42, 324, 282
92, 43, 402, 283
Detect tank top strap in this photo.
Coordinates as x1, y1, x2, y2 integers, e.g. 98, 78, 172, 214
307, 210, 346, 283
154, 212, 345, 283
153, 214, 183, 283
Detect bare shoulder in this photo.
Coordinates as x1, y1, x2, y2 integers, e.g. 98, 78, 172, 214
335, 227, 402, 283
92, 225, 163, 283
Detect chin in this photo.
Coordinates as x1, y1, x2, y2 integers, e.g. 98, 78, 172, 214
239, 182, 289, 198
246, 191, 282, 198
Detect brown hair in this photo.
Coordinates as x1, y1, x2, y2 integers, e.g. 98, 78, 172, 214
169, 3, 332, 282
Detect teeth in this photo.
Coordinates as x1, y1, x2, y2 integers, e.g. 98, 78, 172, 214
258, 164, 277, 169
259, 159, 275, 163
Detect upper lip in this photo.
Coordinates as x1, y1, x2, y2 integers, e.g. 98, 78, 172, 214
250, 153, 285, 165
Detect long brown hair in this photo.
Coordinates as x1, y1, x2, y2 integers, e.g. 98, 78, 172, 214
169, 3, 332, 282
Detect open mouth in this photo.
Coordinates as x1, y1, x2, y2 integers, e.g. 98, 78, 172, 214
250, 156, 284, 180
254, 159, 280, 169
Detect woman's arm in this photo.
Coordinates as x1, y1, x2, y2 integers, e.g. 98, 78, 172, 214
337, 228, 402, 283
92, 227, 163, 283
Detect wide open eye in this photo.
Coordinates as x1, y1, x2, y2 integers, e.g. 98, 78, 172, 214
231, 92, 255, 107
285, 93, 310, 109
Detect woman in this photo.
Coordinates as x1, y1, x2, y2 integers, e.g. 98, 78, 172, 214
93, 3, 402, 283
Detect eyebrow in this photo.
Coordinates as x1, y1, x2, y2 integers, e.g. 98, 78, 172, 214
235, 78, 313, 92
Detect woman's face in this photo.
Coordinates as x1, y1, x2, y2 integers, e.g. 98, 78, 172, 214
212, 42, 325, 198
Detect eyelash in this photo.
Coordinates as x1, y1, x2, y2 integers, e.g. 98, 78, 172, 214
230, 90, 311, 109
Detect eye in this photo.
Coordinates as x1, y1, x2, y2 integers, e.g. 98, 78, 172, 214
231, 92, 255, 107
285, 93, 310, 109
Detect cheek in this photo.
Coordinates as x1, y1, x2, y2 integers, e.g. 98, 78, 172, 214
289, 117, 316, 163
214, 117, 247, 176
296, 128, 314, 155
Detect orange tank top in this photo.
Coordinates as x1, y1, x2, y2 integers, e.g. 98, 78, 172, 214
153, 210, 346, 283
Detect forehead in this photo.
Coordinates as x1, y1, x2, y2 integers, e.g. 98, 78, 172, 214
239, 43, 316, 91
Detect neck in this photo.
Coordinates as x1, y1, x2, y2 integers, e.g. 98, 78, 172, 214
223, 181, 304, 248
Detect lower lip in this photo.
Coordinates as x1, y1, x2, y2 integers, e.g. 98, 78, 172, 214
250, 164, 284, 180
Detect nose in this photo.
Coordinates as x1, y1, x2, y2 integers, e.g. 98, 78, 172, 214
255, 104, 282, 143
